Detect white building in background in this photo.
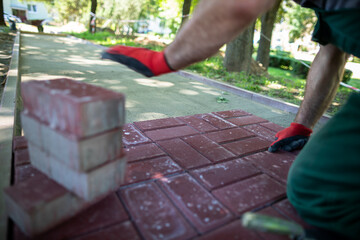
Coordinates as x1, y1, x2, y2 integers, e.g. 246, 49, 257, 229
3, 0, 49, 22
270, 22, 318, 55
254, 22, 319, 56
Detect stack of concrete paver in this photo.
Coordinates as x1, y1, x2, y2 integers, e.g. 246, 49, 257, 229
4, 78, 126, 236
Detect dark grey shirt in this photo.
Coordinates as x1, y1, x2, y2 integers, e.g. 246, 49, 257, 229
294, 0, 360, 10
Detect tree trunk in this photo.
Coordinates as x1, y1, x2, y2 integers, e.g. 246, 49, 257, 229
89, 0, 97, 33
256, 0, 282, 69
0, 0, 6, 27
224, 22, 255, 74
179, 0, 192, 30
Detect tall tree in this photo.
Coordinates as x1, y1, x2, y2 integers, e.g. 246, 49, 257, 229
224, 22, 255, 74
0, 0, 6, 26
89, 0, 97, 33
256, 0, 282, 69
179, 0, 192, 29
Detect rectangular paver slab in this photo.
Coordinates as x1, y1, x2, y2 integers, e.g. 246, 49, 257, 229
22, 112, 123, 172
21, 78, 125, 138
4, 172, 87, 236
212, 174, 286, 215
28, 144, 126, 201
158, 173, 234, 233
190, 158, 261, 190
119, 182, 197, 240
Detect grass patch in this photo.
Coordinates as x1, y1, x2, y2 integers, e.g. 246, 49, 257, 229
348, 78, 360, 89
72, 32, 357, 116
70, 32, 164, 51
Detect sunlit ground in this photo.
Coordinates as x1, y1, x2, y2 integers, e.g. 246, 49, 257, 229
15, 22, 86, 34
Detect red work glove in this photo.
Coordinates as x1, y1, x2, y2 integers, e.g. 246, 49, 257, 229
102, 46, 174, 77
268, 122, 312, 152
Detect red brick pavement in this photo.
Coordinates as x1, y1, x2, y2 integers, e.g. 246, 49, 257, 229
11, 110, 305, 240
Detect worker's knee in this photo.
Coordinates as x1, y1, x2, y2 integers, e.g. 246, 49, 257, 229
319, 44, 349, 63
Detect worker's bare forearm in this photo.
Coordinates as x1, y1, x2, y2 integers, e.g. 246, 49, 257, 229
165, 0, 277, 70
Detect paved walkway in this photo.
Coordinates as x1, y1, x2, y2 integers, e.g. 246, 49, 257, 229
11, 33, 311, 239
13, 110, 307, 240
20, 33, 296, 126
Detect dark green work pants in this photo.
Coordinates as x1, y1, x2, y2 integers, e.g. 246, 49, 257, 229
312, 8, 360, 57
287, 93, 360, 239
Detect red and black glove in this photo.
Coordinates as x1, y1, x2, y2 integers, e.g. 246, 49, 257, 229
102, 46, 174, 77
268, 122, 312, 152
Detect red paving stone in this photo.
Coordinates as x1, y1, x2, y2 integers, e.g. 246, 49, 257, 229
195, 220, 261, 240
223, 137, 271, 156
125, 143, 166, 163
177, 115, 218, 133
195, 113, 236, 129
11, 110, 303, 240
190, 158, 261, 190
212, 174, 286, 215
158, 174, 234, 233
204, 128, 255, 144
14, 164, 40, 184
119, 182, 197, 240
13, 193, 130, 240
122, 124, 151, 146
157, 138, 211, 169
243, 124, 276, 142
13, 136, 28, 151
243, 151, 295, 184
213, 109, 250, 119
260, 122, 285, 132
134, 117, 185, 131
74, 221, 141, 240
21, 79, 125, 138
145, 125, 199, 141
183, 135, 236, 162
227, 115, 268, 126
124, 156, 183, 184
14, 148, 30, 166
39, 193, 129, 240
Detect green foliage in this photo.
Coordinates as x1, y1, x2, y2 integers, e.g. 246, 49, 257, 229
348, 78, 360, 89
269, 55, 353, 82
0, 26, 10, 33
190, 0, 200, 13
216, 96, 229, 103
54, 0, 90, 23
71, 31, 114, 41
139, 0, 164, 19
269, 55, 293, 70
53, 0, 183, 35
97, 0, 146, 34
350, 57, 360, 64
270, 49, 293, 58
291, 61, 310, 78
342, 69, 353, 84
282, 1, 316, 42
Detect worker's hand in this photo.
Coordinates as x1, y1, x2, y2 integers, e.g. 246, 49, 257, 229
268, 123, 312, 152
102, 46, 174, 77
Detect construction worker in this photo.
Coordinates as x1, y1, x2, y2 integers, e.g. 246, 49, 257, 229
102, 1, 360, 238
